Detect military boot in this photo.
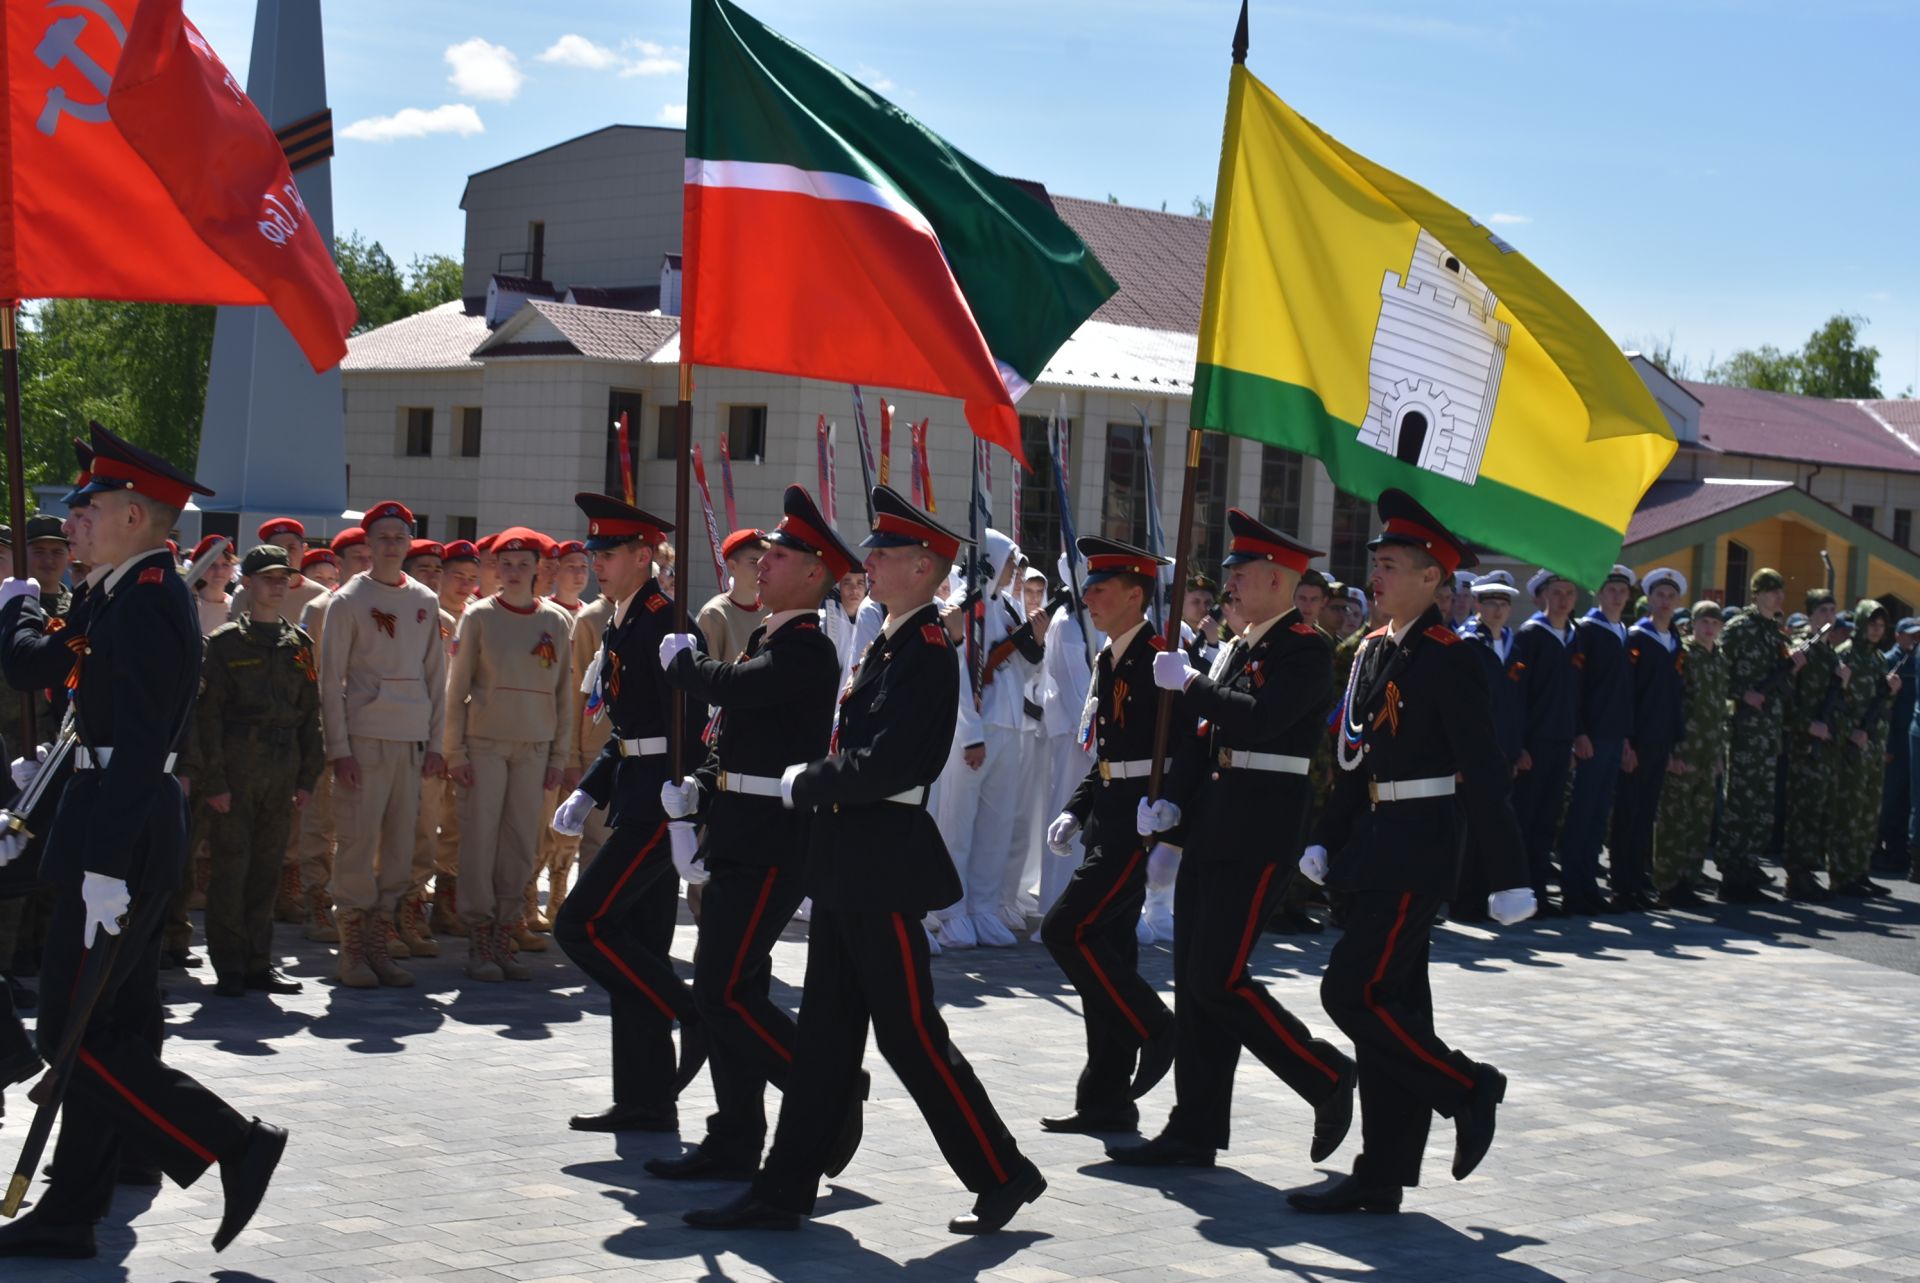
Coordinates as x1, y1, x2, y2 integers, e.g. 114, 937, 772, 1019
465, 924, 504, 983
187, 854, 211, 912
398, 894, 440, 958
525, 879, 551, 933
382, 914, 412, 959
274, 865, 304, 924
548, 862, 571, 923
366, 917, 415, 988
302, 888, 339, 943
512, 917, 549, 953
430, 875, 468, 938
494, 924, 532, 981
335, 912, 378, 989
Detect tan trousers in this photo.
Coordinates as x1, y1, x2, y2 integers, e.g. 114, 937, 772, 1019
413, 775, 449, 895
457, 738, 547, 926
536, 787, 584, 883
330, 735, 424, 915
435, 775, 463, 877
293, 768, 336, 893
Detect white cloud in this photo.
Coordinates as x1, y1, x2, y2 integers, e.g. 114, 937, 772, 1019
657, 103, 687, 126
539, 34, 620, 70
340, 103, 484, 143
445, 37, 524, 102
1486, 212, 1531, 226
855, 63, 895, 92
619, 40, 684, 77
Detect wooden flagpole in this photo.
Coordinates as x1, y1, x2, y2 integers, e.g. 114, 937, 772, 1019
2, 304, 36, 748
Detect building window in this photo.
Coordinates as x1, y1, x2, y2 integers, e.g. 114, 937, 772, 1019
413, 514, 430, 537
455, 407, 482, 458
1881, 592, 1913, 620
1101, 420, 1149, 546
1258, 445, 1304, 537
450, 516, 477, 542
605, 388, 645, 496
1329, 489, 1373, 585
1896, 509, 1913, 550
1015, 415, 1062, 567
403, 407, 433, 457
1852, 503, 1877, 531
1187, 432, 1228, 577
726, 405, 768, 462
655, 405, 680, 460
1725, 540, 1751, 608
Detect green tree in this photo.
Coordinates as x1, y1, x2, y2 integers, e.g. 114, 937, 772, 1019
334, 231, 408, 334
1706, 344, 1801, 393
1796, 312, 1880, 398
404, 253, 464, 313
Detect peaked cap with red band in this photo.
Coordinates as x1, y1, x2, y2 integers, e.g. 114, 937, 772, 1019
1221, 508, 1321, 573
574, 492, 673, 551
1368, 489, 1477, 575
405, 539, 444, 563
363, 500, 415, 530
766, 484, 863, 581
69, 437, 94, 491
860, 484, 969, 562
1075, 535, 1169, 588
64, 420, 214, 510
491, 527, 551, 556
302, 548, 339, 571
258, 517, 305, 541
721, 528, 768, 560
441, 539, 479, 564
330, 526, 366, 553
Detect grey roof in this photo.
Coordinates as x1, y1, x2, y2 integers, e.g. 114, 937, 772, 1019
472, 299, 681, 363
342, 301, 488, 372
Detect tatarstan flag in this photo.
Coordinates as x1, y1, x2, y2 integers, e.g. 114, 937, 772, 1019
1194, 64, 1675, 584
682, 0, 1117, 459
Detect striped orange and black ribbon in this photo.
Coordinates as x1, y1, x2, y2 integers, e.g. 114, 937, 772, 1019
276, 109, 333, 173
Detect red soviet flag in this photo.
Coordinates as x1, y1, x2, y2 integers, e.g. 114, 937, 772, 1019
107, 0, 355, 371
0, 0, 263, 306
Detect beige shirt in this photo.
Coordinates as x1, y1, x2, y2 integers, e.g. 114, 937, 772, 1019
196, 595, 230, 637
696, 590, 766, 661
318, 573, 448, 759
443, 596, 577, 769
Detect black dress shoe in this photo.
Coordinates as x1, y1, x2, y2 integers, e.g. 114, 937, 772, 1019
1267, 909, 1324, 934
1719, 878, 1777, 904
246, 969, 304, 995
682, 1192, 800, 1231
0, 1207, 98, 1258
1833, 877, 1891, 898
5, 974, 35, 1011
1608, 890, 1661, 913
1311, 1063, 1356, 1163
118, 1158, 164, 1187
214, 974, 247, 998
643, 1146, 757, 1182
822, 1069, 870, 1177
949, 1158, 1045, 1235
672, 1020, 709, 1095
212, 1118, 288, 1251
1786, 871, 1833, 902
1104, 1132, 1216, 1167
0, 1044, 40, 1090
1531, 895, 1566, 918
1040, 1107, 1139, 1135
1286, 1172, 1402, 1214
164, 948, 202, 970
1562, 892, 1609, 916
1662, 885, 1705, 909
1451, 1064, 1506, 1181
568, 1103, 677, 1133
1131, 1025, 1174, 1100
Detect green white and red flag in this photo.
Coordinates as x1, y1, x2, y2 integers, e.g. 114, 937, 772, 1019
682, 0, 1116, 459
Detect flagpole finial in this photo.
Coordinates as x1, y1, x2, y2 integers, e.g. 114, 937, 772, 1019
1232, 0, 1249, 65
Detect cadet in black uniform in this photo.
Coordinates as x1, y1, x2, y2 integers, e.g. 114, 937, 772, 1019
1610, 567, 1688, 911
685, 486, 1043, 1236
649, 485, 857, 1181
1037, 537, 1185, 1136
550, 493, 706, 1134
0, 424, 285, 1259
1288, 490, 1534, 1215
1112, 510, 1356, 1170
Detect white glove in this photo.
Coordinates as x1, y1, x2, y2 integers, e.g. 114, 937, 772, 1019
780, 763, 804, 809
1136, 797, 1181, 836
1298, 844, 1330, 885
1146, 842, 1181, 889
0, 814, 27, 868
1152, 650, 1199, 692
658, 632, 698, 669
661, 777, 699, 819
1045, 812, 1081, 856
1488, 887, 1538, 926
551, 788, 594, 836
81, 871, 130, 946
668, 821, 708, 885
0, 578, 39, 611
9, 743, 48, 791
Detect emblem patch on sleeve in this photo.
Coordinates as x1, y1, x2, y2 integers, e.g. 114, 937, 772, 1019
921, 623, 947, 647
139, 567, 166, 585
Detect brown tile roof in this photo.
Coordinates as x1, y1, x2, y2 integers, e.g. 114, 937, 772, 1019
473, 300, 680, 363
1051, 196, 1210, 335
1856, 399, 1920, 455
1681, 380, 1920, 474
563, 284, 662, 312
1624, 479, 1794, 546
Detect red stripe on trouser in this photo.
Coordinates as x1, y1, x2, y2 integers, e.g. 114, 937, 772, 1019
1228, 863, 1341, 1084
1074, 848, 1150, 1040
78, 1049, 217, 1165
586, 822, 675, 1018
724, 868, 793, 1063
890, 913, 1008, 1185
1366, 892, 1473, 1090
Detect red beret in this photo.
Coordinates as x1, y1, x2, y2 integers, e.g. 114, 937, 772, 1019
552, 540, 587, 559
258, 517, 304, 541
492, 526, 549, 556
441, 540, 479, 564
405, 539, 444, 563
302, 548, 339, 570
722, 528, 768, 559
363, 500, 414, 529
189, 534, 228, 562
330, 527, 366, 552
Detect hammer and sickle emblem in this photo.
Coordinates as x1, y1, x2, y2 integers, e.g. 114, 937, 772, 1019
35, 0, 126, 136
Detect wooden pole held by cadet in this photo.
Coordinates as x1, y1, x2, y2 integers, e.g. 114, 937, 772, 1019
671, 363, 693, 779
1147, 427, 1205, 801
1, 302, 35, 749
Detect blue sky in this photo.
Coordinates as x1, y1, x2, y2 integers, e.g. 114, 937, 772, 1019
191, 0, 1920, 394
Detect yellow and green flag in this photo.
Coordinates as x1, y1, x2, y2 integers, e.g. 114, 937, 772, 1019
1193, 65, 1675, 584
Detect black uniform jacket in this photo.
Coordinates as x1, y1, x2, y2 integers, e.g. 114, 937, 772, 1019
1166, 607, 1333, 862
1571, 609, 1634, 742
1514, 613, 1577, 743
0, 578, 95, 897
1315, 605, 1527, 898
579, 577, 704, 829
1462, 622, 1526, 765
667, 610, 840, 872
1063, 623, 1193, 851
789, 601, 962, 914
4, 550, 198, 894
1625, 622, 1685, 747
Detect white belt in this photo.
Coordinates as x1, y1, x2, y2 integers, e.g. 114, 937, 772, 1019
1097, 758, 1169, 781
76, 748, 178, 772
1217, 750, 1310, 775
715, 770, 783, 799
1369, 776, 1456, 804
616, 736, 668, 758
884, 786, 926, 806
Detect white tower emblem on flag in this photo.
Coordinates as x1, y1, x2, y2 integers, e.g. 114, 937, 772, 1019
1357, 228, 1511, 486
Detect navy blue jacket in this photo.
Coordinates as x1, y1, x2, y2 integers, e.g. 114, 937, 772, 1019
1570, 609, 1634, 742
1461, 620, 1526, 764
1625, 620, 1685, 747
1515, 613, 1578, 743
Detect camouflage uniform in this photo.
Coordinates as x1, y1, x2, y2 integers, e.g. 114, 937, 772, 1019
1653, 634, 1728, 891
1717, 604, 1791, 883
1781, 627, 1847, 879
1832, 602, 1892, 887
195, 612, 326, 983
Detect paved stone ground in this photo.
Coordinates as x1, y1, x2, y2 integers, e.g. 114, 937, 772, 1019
6, 871, 1920, 1282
